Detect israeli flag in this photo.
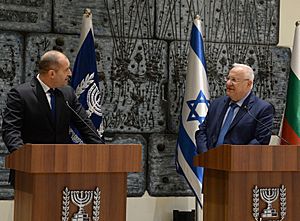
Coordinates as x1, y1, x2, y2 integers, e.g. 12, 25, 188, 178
176, 15, 210, 205
70, 9, 103, 143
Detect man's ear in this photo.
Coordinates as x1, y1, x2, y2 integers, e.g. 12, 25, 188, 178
248, 80, 253, 88
49, 70, 55, 78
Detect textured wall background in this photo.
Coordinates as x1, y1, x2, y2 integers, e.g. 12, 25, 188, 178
0, 0, 290, 200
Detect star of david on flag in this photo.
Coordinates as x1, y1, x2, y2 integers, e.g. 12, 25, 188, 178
186, 90, 209, 123
70, 8, 104, 143
175, 15, 210, 206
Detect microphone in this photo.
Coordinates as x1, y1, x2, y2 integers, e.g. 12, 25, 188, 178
241, 105, 290, 145
65, 101, 105, 144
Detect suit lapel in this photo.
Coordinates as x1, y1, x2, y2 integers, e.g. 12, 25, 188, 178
228, 92, 255, 131
55, 89, 67, 126
31, 77, 54, 126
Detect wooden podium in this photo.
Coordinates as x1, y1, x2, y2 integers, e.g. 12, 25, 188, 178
5, 144, 142, 221
194, 145, 300, 221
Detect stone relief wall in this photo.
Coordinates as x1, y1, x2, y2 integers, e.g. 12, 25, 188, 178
0, 0, 289, 200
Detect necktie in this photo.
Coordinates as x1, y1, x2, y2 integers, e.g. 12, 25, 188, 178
48, 89, 56, 120
216, 103, 239, 146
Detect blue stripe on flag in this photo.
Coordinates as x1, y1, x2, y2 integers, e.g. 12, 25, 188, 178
177, 119, 204, 183
190, 23, 207, 70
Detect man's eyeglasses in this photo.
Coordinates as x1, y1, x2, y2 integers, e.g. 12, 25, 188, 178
224, 76, 249, 84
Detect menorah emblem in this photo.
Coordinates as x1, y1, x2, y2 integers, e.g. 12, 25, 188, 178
62, 187, 101, 221
71, 190, 93, 221
259, 188, 279, 218
252, 185, 286, 221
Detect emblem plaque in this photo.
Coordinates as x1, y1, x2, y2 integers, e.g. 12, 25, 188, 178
252, 185, 286, 221
62, 187, 101, 221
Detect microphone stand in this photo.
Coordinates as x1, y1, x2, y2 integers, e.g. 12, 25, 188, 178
65, 101, 105, 144
242, 105, 290, 145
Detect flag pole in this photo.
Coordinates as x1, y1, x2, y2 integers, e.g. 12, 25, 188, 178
193, 14, 205, 221
195, 197, 202, 221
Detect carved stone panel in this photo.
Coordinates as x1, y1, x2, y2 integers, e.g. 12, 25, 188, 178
148, 133, 193, 196
0, 158, 13, 200
106, 133, 146, 197
0, 32, 23, 200
156, 0, 279, 44
0, 184, 13, 200
25, 34, 168, 133
0, 169, 9, 185
0, 0, 51, 32
99, 37, 168, 133
53, 0, 155, 38
168, 41, 291, 134
0, 32, 24, 157
0, 157, 9, 184
0, 32, 24, 107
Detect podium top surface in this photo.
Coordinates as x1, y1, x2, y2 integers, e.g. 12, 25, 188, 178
5, 144, 142, 173
194, 145, 300, 172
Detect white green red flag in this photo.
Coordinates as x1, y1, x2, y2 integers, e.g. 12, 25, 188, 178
281, 21, 300, 144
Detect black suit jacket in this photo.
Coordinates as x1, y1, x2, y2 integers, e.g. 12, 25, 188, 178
2, 77, 104, 153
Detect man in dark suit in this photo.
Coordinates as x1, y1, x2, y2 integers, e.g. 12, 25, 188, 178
2, 50, 104, 154
195, 63, 274, 153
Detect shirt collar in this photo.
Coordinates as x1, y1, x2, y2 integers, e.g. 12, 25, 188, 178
36, 74, 50, 93
231, 90, 251, 107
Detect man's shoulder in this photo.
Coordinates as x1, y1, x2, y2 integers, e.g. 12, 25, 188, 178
211, 95, 228, 105
213, 95, 227, 102
57, 85, 76, 98
57, 85, 73, 92
11, 80, 33, 93
248, 94, 273, 115
251, 94, 272, 107
207, 96, 228, 112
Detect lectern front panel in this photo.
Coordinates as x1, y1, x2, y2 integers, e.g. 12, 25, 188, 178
14, 171, 127, 221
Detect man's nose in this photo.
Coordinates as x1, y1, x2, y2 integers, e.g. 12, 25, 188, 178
226, 80, 233, 86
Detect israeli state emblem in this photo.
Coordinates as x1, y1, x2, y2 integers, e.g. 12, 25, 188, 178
252, 185, 286, 221
70, 72, 104, 143
75, 72, 104, 119
62, 187, 101, 221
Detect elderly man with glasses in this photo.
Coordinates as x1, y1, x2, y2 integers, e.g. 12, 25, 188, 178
195, 63, 274, 153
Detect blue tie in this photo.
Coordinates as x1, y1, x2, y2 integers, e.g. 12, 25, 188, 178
216, 103, 239, 146
48, 89, 56, 120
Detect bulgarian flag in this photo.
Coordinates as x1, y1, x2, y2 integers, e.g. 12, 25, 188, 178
281, 21, 300, 144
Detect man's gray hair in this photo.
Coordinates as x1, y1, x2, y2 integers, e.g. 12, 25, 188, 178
232, 63, 254, 81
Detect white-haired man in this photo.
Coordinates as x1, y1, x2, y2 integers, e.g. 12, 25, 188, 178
195, 63, 274, 153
